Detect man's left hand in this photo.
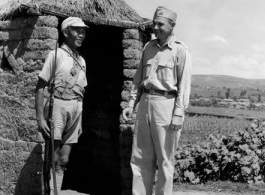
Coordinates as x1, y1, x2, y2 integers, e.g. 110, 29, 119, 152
78, 128, 82, 138
171, 115, 183, 131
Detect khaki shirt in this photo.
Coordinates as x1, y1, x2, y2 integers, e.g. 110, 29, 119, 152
129, 36, 192, 117
39, 44, 87, 98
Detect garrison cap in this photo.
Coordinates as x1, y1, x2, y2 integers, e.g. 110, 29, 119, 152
153, 6, 177, 22
61, 17, 89, 31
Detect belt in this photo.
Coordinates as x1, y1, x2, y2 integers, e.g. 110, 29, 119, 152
55, 96, 83, 102
143, 88, 176, 96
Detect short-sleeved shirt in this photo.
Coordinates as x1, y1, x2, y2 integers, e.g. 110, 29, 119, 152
39, 44, 87, 93
130, 36, 192, 116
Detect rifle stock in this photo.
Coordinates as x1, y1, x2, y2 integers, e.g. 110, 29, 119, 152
43, 42, 58, 195
43, 137, 51, 194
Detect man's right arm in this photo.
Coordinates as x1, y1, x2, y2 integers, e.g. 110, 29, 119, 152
123, 52, 144, 120
36, 50, 57, 136
35, 76, 50, 137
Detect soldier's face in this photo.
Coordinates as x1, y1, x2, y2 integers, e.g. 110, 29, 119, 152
152, 17, 174, 40
65, 27, 86, 49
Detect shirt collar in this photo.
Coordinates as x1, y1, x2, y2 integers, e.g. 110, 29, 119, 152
61, 43, 79, 58
152, 35, 177, 49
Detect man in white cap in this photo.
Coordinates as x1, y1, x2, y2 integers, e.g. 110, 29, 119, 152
35, 17, 88, 193
123, 6, 192, 195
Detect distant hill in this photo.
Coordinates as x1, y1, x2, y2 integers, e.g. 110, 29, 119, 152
192, 75, 265, 89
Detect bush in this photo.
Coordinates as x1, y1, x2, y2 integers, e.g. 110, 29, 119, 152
191, 100, 212, 107
175, 119, 265, 184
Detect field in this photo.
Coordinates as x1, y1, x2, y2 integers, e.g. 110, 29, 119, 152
187, 106, 265, 120
173, 75, 265, 194
191, 87, 265, 102
176, 115, 265, 195
180, 115, 250, 145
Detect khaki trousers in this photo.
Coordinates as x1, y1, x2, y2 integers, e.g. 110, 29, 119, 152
131, 93, 177, 195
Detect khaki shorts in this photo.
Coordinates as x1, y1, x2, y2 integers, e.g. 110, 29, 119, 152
44, 98, 83, 144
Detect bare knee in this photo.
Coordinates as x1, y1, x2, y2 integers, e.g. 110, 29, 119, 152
59, 155, 70, 167
58, 144, 72, 167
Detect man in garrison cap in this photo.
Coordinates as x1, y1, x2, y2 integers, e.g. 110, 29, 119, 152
35, 17, 88, 193
123, 6, 192, 195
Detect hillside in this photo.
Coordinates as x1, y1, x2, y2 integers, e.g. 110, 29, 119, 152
192, 75, 265, 89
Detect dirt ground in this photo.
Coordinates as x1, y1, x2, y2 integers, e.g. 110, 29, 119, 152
61, 190, 87, 195
173, 192, 230, 195
61, 190, 236, 195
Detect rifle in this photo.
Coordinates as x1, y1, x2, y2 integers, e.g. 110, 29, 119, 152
43, 41, 58, 195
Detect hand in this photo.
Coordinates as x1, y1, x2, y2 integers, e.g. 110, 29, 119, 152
170, 115, 183, 131
78, 128, 83, 138
37, 118, 50, 138
79, 116, 83, 138
122, 107, 135, 121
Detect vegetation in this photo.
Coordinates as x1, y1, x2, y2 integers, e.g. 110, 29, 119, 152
191, 87, 265, 102
174, 75, 265, 193
187, 106, 265, 119
174, 181, 265, 195
175, 118, 265, 185
225, 88, 231, 99
181, 115, 250, 145
191, 75, 265, 91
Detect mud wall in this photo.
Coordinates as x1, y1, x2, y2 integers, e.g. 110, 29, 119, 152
0, 15, 146, 195
0, 15, 58, 195
120, 29, 144, 195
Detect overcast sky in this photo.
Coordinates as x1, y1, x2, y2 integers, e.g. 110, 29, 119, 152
0, 0, 265, 79
124, 0, 265, 79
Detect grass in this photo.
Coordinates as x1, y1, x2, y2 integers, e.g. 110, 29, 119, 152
174, 181, 265, 195
191, 88, 265, 102
180, 115, 250, 145
187, 106, 265, 120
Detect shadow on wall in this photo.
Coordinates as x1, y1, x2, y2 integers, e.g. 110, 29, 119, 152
14, 143, 43, 195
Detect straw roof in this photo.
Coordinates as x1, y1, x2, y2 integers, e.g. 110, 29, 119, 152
0, 0, 152, 28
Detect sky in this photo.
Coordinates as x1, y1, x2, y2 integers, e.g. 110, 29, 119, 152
0, 0, 265, 79
124, 0, 265, 79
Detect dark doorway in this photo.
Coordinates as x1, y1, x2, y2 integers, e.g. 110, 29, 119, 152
62, 23, 124, 195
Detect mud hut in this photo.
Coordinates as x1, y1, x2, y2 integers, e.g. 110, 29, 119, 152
0, 0, 152, 194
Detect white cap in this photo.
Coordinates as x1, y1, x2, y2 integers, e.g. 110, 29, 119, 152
61, 17, 89, 31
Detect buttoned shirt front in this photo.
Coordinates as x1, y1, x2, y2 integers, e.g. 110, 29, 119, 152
129, 36, 192, 116
39, 43, 87, 98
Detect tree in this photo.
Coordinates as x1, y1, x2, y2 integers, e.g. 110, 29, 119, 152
217, 91, 221, 98
258, 94, 261, 102
225, 88, 231, 99
249, 99, 255, 110
212, 98, 218, 106
233, 96, 238, 101
248, 95, 252, 100
240, 90, 247, 97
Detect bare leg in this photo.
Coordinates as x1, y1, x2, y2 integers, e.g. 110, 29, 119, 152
50, 141, 73, 194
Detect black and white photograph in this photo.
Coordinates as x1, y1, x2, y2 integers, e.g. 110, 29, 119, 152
0, 0, 264, 195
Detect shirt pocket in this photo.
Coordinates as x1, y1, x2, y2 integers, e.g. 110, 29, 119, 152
143, 59, 153, 79
157, 60, 174, 81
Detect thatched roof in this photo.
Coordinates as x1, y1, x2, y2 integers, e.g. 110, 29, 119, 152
0, 0, 152, 29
